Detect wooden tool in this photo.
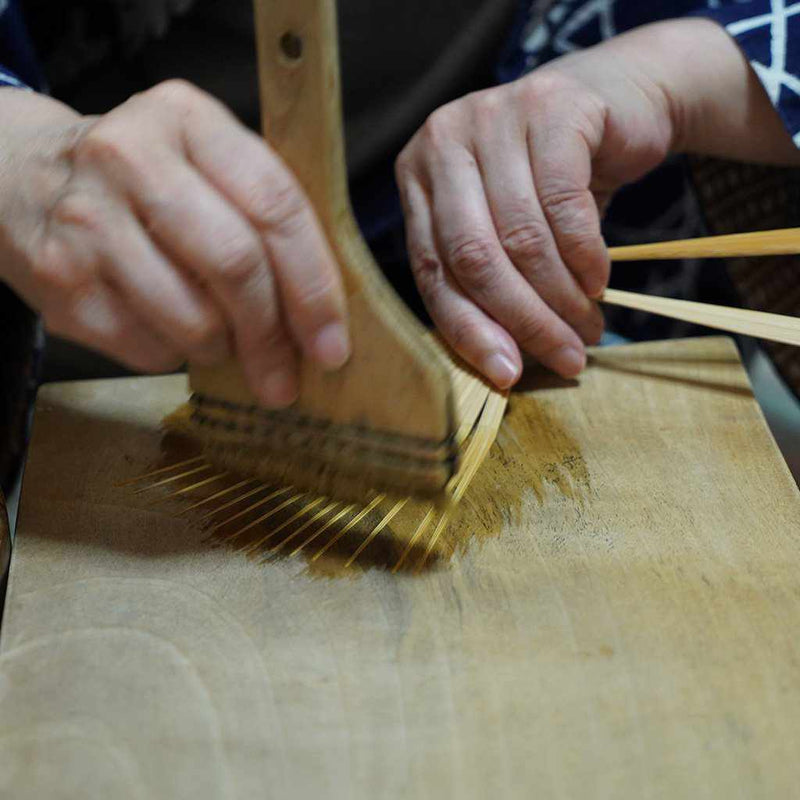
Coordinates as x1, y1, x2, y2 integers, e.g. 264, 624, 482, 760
3, 337, 800, 797
174, 0, 458, 501
608, 226, 800, 261
602, 289, 800, 346
606, 227, 800, 345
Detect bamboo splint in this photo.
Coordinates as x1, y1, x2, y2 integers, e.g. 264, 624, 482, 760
605, 227, 800, 344
608, 227, 800, 261
143, 339, 506, 574
601, 289, 800, 346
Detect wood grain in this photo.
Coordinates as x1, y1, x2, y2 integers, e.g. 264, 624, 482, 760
2, 337, 800, 798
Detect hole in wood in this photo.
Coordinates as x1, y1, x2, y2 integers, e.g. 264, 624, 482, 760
279, 31, 303, 62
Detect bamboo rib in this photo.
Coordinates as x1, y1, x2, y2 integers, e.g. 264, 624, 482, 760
244, 497, 326, 554
114, 456, 206, 487
207, 487, 294, 532
133, 344, 508, 572
132, 464, 212, 494
312, 495, 385, 561
608, 227, 800, 261
416, 391, 509, 571
178, 479, 255, 515
602, 289, 800, 347
224, 494, 307, 546
344, 499, 408, 568
267, 502, 338, 557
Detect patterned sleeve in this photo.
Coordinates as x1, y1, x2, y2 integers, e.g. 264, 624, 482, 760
0, 65, 27, 88
500, 1, 800, 146
690, 1, 800, 147
0, 0, 45, 91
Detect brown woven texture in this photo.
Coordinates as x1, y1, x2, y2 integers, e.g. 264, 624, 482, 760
691, 157, 800, 396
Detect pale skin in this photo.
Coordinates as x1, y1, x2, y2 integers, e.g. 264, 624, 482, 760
1, 17, 799, 406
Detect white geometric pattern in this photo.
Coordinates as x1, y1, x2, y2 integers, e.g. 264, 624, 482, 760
520, 0, 800, 147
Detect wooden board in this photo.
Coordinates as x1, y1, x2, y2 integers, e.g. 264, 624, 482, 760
1, 337, 800, 798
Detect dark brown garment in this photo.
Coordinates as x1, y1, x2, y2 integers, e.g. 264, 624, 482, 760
691, 157, 800, 397
26, 0, 517, 178
0, 284, 37, 492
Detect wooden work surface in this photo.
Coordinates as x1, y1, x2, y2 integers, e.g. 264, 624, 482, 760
1, 337, 800, 798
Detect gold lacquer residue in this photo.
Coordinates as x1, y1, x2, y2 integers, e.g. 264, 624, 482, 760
120, 375, 589, 577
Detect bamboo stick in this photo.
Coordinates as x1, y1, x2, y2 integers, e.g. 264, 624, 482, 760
608, 227, 800, 262
602, 289, 800, 346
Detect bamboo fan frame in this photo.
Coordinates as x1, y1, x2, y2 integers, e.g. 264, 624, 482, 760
121, 344, 507, 574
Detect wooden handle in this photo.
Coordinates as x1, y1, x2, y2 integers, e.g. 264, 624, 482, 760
602, 288, 800, 347
609, 228, 800, 262
253, 0, 349, 238
190, 0, 455, 460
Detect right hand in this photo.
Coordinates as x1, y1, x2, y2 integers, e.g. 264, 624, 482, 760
0, 80, 350, 407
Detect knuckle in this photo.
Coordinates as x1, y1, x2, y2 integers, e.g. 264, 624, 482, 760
248, 178, 308, 236
447, 314, 483, 353
409, 246, 444, 296
76, 125, 137, 171
31, 236, 92, 296
519, 70, 579, 105
148, 78, 202, 110
138, 192, 179, 237
213, 235, 263, 285
446, 235, 499, 294
471, 90, 503, 127
539, 184, 587, 220
51, 191, 105, 235
422, 105, 457, 146
292, 275, 339, 319
179, 313, 226, 353
514, 311, 549, 349
499, 218, 550, 265
394, 150, 414, 183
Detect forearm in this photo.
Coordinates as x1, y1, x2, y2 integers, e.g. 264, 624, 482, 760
575, 17, 800, 166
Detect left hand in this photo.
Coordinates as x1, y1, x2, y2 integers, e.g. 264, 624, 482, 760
396, 69, 617, 389
396, 18, 800, 389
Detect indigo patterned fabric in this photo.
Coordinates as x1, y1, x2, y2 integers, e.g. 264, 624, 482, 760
0, 0, 43, 90
502, 0, 800, 144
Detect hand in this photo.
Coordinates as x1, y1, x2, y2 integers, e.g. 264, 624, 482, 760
396, 18, 800, 388
0, 81, 349, 407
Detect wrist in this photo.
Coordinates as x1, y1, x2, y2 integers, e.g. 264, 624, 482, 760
606, 17, 800, 165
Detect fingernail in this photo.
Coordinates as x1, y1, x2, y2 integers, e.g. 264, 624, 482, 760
554, 346, 586, 378
261, 370, 298, 408
483, 352, 520, 389
584, 273, 608, 300
312, 323, 351, 370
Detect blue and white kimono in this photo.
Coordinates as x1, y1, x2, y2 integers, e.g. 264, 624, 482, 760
502, 0, 800, 142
